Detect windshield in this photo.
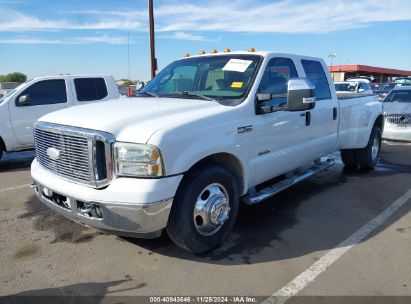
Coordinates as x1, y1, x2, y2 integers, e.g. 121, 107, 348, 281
0, 81, 31, 103
395, 78, 411, 85
0, 89, 16, 103
384, 90, 411, 103
379, 83, 396, 91
138, 54, 262, 105
334, 83, 357, 92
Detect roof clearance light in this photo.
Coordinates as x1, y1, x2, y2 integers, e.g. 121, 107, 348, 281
248, 47, 256, 52
211, 49, 218, 54
199, 50, 206, 55
184, 53, 190, 58
224, 48, 231, 52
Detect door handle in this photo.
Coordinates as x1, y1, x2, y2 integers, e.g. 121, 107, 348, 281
305, 111, 311, 126
333, 107, 338, 120
237, 125, 253, 133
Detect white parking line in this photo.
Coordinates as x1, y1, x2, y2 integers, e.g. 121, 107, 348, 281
0, 184, 30, 193
263, 188, 411, 304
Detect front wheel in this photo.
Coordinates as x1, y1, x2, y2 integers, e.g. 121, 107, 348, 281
167, 165, 239, 254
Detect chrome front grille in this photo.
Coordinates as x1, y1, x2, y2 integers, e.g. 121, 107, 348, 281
384, 113, 411, 127
34, 122, 115, 188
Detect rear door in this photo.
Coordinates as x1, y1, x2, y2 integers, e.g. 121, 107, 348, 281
8, 79, 69, 146
300, 59, 339, 156
71, 77, 110, 104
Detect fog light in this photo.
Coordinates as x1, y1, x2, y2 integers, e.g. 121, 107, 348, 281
77, 201, 103, 219
43, 187, 52, 198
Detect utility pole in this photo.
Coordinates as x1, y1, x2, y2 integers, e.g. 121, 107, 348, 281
148, 0, 157, 79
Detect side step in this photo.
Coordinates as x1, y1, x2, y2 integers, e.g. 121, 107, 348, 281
246, 159, 335, 205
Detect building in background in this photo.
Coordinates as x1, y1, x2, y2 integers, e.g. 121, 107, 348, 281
329, 65, 411, 82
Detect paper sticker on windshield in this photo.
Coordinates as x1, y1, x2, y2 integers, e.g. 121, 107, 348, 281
231, 82, 243, 89
222, 59, 253, 73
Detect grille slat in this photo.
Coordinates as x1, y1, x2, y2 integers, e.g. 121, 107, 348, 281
35, 131, 87, 142
384, 113, 411, 127
35, 153, 90, 173
34, 124, 114, 188
35, 143, 89, 155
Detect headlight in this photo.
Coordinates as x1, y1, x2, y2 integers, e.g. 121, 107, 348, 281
114, 143, 164, 177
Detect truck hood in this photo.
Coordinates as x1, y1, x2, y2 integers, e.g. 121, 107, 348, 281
38, 97, 226, 143
383, 102, 411, 114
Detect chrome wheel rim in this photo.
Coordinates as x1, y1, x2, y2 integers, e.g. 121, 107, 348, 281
193, 183, 230, 236
371, 134, 380, 161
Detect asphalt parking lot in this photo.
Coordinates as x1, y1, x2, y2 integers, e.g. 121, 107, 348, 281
0, 143, 410, 302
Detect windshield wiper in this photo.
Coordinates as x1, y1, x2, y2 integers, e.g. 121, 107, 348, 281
164, 91, 215, 101
136, 91, 158, 98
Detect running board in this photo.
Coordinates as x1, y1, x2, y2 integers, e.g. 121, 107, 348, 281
246, 159, 335, 205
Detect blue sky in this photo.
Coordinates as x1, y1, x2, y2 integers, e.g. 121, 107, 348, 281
0, 0, 411, 81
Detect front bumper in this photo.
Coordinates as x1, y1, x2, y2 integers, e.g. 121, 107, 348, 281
31, 159, 183, 238
382, 123, 411, 142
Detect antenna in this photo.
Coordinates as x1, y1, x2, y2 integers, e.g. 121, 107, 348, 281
148, 0, 157, 79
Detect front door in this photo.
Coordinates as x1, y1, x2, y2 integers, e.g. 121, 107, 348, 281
9, 79, 69, 147
253, 57, 314, 185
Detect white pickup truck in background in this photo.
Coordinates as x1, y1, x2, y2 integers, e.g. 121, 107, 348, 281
0, 75, 119, 161
31, 51, 383, 254
334, 79, 374, 98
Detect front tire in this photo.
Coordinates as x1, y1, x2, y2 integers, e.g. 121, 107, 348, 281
167, 164, 239, 254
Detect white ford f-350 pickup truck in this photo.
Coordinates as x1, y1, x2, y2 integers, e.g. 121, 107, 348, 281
31, 51, 383, 253
0, 75, 119, 161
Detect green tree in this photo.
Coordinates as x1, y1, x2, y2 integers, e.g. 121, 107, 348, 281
119, 79, 137, 85
1, 72, 27, 82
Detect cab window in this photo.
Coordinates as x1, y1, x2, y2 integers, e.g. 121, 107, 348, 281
16, 79, 67, 107
301, 60, 331, 100
258, 58, 298, 108
74, 78, 108, 102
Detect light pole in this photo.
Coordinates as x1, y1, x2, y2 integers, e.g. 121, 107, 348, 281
148, 0, 157, 79
328, 53, 337, 81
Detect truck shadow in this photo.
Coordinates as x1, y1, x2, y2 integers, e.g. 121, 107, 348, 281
4, 276, 147, 300
125, 143, 411, 264
0, 150, 35, 172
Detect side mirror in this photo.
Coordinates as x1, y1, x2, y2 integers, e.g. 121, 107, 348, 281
287, 78, 316, 111
17, 95, 30, 106
358, 88, 365, 93
136, 81, 145, 91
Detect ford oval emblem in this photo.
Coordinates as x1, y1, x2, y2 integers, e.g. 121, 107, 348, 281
47, 147, 61, 161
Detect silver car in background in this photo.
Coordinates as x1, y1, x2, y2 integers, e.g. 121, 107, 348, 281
383, 87, 411, 142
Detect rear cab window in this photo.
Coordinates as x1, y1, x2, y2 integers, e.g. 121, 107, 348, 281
301, 60, 331, 100
74, 78, 108, 102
